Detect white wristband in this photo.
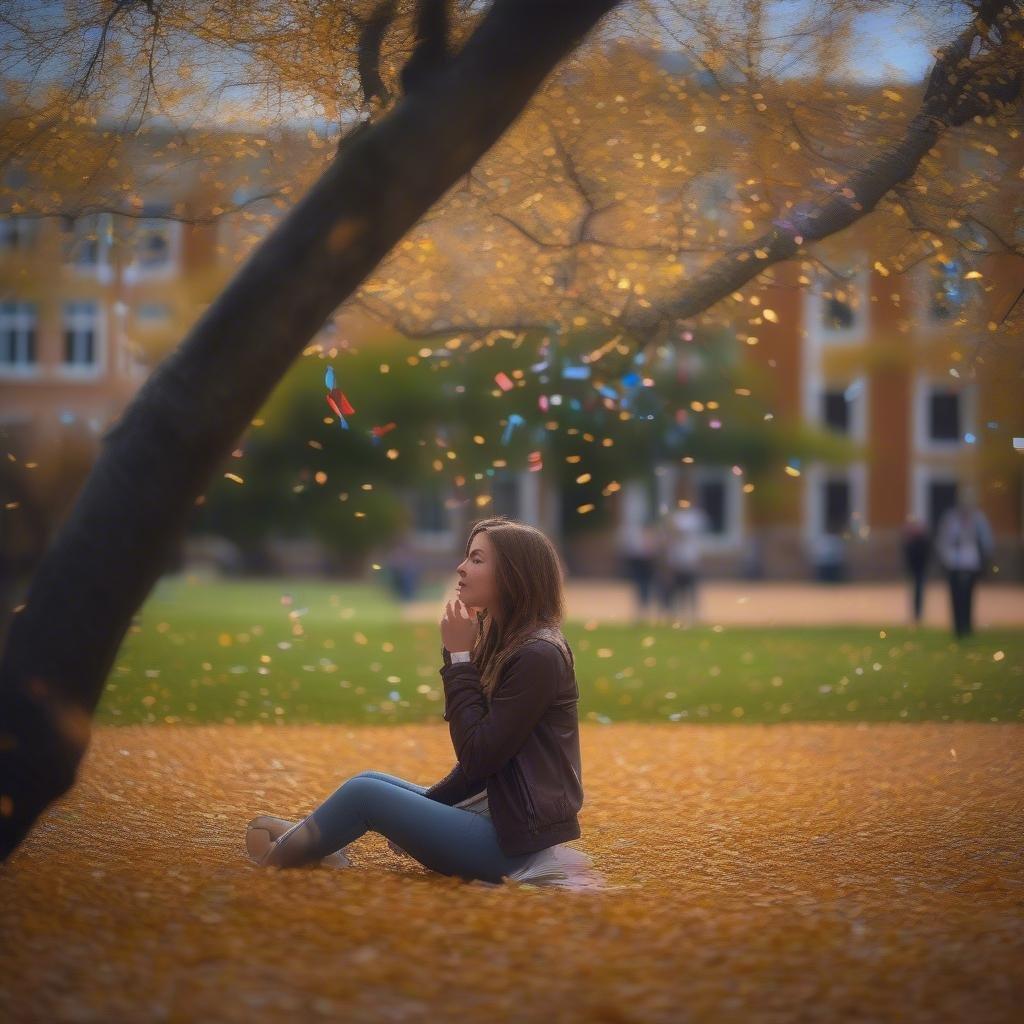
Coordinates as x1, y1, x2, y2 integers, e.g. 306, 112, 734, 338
449, 650, 472, 663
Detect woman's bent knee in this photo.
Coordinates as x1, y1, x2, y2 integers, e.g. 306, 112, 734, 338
340, 775, 381, 796
351, 770, 405, 786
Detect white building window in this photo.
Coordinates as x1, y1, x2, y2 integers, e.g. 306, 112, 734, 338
0, 216, 37, 252
124, 205, 181, 282
926, 258, 967, 323
137, 221, 172, 268
914, 241, 986, 331
911, 467, 960, 533
822, 476, 851, 534
820, 377, 868, 441
409, 486, 456, 548
822, 390, 849, 433
488, 467, 541, 525
60, 300, 104, 376
698, 476, 727, 535
0, 301, 38, 376
693, 466, 743, 549
63, 212, 113, 281
803, 462, 868, 542
804, 259, 870, 346
929, 390, 960, 441
491, 472, 519, 520
913, 373, 975, 451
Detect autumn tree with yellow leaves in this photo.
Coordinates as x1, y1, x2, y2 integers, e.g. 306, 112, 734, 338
0, 0, 1022, 859
0, 0, 624, 859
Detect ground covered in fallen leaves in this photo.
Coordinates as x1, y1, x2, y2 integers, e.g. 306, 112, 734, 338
2, 722, 1022, 1022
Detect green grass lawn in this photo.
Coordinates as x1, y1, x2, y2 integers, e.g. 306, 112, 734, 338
98, 577, 1024, 726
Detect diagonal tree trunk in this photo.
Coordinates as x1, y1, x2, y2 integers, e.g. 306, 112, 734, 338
0, 0, 621, 861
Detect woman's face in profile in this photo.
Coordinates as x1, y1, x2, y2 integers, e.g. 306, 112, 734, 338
455, 531, 498, 615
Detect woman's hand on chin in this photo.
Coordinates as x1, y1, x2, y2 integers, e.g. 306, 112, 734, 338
441, 598, 479, 651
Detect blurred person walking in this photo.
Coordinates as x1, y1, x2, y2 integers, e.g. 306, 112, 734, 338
617, 517, 658, 623
657, 503, 708, 627
901, 517, 932, 627
935, 488, 994, 639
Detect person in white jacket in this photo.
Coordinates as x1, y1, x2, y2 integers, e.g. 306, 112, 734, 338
656, 504, 708, 626
935, 488, 994, 638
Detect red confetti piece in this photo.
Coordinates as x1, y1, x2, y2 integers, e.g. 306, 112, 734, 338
329, 388, 355, 415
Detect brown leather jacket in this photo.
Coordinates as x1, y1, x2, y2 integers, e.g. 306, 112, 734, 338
427, 626, 583, 857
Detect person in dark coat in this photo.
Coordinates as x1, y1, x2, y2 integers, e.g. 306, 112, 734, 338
902, 518, 932, 626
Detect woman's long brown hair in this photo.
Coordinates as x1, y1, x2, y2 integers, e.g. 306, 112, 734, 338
463, 516, 566, 698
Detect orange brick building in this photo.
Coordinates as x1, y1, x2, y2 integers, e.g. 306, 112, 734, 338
2, 110, 1021, 581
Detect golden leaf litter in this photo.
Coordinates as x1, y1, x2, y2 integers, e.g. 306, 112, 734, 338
1, 722, 1022, 1022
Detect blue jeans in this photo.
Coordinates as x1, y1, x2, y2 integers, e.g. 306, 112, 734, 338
262, 770, 538, 883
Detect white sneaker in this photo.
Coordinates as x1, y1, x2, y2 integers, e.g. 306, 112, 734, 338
245, 815, 352, 869
246, 815, 298, 865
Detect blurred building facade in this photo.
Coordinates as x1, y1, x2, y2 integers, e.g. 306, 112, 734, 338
608, 244, 1024, 582
2, 78, 1022, 582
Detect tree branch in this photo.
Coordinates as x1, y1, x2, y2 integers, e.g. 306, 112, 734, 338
350, 296, 552, 341
5, 191, 288, 228
357, 0, 398, 108
618, 0, 1023, 343
400, 0, 451, 95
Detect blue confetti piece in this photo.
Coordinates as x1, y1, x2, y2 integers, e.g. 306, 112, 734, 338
501, 413, 525, 445
597, 385, 617, 400
325, 365, 335, 390
562, 364, 590, 380
621, 372, 641, 387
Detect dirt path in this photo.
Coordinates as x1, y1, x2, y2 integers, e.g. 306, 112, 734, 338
2, 722, 1022, 1022
403, 580, 1024, 627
